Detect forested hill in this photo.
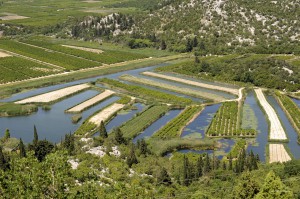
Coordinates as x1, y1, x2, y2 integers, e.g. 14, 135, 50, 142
70, 0, 300, 54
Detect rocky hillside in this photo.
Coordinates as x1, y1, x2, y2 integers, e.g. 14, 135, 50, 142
69, 0, 300, 54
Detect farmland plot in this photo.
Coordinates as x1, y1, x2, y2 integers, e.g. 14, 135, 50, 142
120, 105, 169, 139
142, 72, 240, 95
153, 106, 202, 139
66, 90, 115, 113
16, 84, 90, 104
255, 89, 287, 140
0, 40, 98, 70
269, 144, 291, 163
0, 57, 59, 83
207, 101, 256, 137
120, 74, 226, 102
89, 103, 125, 125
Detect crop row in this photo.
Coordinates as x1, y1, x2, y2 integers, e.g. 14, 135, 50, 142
23, 39, 147, 64
120, 105, 169, 139
98, 78, 192, 105
0, 57, 58, 83
207, 101, 256, 137
276, 92, 300, 135
0, 40, 97, 70
153, 106, 202, 139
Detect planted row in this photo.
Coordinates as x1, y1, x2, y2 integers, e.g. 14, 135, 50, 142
98, 78, 192, 105
0, 57, 58, 83
23, 39, 147, 64
0, 40, 97, 70
120, 105, 169, 139
207, 101, 256, 137
153, 106, 202, 139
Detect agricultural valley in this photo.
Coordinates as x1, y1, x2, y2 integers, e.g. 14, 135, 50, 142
0, 0, 300, 198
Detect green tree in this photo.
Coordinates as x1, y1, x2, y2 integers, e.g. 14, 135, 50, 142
182, 155, 190, 186
233, 172, 260, 199
203, 153, 211, 174
34, 140, 54, 162
63, 133, 75, 155
139, 139, 148, 156
196, 156, 203, 178
0, 147, 6, 170
160, 40, 167, 50
127, 144, 138, 168
229, 154, 233, 170
157, 167, 171, 185
19, 138, 26, 158
114, 128, 125, 145
255, 171, 293, 199
33, 125, 38, 147
99, 121, 108, 139
4, 129, 10, 140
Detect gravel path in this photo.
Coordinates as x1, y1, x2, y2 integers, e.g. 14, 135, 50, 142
269, 144, 291, 163
142, 72, 240, 95
89, 103, 125, 125
15, 84, 90, 104
66, 90, 115, 112
255, 88, 287, 140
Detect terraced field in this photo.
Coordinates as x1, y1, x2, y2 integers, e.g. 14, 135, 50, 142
120, 74, 226, 102
89, 103, 125, 125
142, 72, 239, 95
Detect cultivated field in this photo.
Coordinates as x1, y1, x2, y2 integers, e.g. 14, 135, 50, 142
142, 72, 240, 95
16, 84, 90, 104
255, 89, 287, 140
269, 144, 291, 163
207, 101, 256, 137
61, 45, 103, 54
120, 74, 226, 102
66, 90, 115, 113
89, 103, 125, 125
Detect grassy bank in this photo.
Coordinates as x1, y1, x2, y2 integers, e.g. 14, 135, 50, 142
0, 102, 37, 117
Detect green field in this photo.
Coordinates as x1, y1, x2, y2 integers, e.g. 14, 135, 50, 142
153, 106, 202, 139
0, 56, 59, 83
0, 40, 98, 70
207, 101, 256, 137
120, 105, 169, 138
22, 39, 147, 64
0, 0, 137, 27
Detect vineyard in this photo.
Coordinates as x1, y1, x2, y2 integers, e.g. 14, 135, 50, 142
276, 92, 300, 135
153, 106, 202, 139
0, 40, 98, 70
120, 105, 169, 139
207, 101, 256, 137
0, 57, 58, 83
120, 74, 226, 102
98, 78, 192, 105
22, 39, 147, 64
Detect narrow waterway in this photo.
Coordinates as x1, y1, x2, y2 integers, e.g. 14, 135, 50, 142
133, 109, 182, 143
0, 90, 119, 143
267, 95, 300, 159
